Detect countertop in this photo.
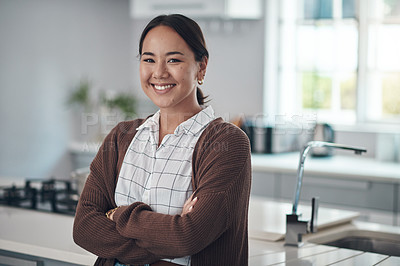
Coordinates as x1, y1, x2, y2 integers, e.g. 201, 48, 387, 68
0, 206, 96, 265
1, 197, 400, 265
248, 197, 400, 265
70, 142, 400, 183
249, 237, 400, 265
252, 153, 400, 183
248, 197, 360, 241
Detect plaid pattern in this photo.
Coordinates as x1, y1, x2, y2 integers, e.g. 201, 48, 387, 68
115, 106, 215, 265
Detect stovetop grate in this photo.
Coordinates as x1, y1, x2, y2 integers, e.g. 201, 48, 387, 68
0, 178, 79, 216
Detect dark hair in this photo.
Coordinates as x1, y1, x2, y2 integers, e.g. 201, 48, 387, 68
139, 14, 209, 105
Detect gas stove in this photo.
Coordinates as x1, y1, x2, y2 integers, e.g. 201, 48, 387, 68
0, 178, 79, 216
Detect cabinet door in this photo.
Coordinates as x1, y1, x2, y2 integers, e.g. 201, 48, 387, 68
251, 171, 278, 198
0, 253, 42, 266
279, 174, 395, 212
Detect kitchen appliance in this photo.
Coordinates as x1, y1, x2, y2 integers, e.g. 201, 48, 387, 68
0, 178, 79, 216
240, 118, 313, 154
310, 123, 335, 157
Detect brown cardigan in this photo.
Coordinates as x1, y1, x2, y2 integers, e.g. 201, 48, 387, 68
73, 117, 252, 266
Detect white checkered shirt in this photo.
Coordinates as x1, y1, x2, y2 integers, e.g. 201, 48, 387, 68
115, 106, 215, 265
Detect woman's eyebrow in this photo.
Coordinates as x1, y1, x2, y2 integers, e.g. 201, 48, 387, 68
142, 52, 154, 56
141, 51, 184, 56
166, 51, 184, 56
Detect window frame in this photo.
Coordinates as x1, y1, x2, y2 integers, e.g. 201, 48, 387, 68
263, 0, 400, 132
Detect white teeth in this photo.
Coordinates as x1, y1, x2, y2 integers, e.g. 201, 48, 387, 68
154, 84, 174, 91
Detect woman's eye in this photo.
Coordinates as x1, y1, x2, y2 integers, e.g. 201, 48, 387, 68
142, 58, 154, 63
168, 58, 181, 63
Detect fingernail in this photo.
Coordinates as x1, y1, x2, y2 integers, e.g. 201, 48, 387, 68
189, 206, 193, 211
193, 197, 198, 201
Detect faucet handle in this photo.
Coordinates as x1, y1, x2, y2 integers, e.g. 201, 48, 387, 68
285, 197, 319, 246
309, 197, 319, 233
285, 213, 308, 246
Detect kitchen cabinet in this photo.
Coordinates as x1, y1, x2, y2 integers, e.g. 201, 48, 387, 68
130, 0, 262, 20
0, 250, 76, 266
2, 198, 399, 266
251, 153, 400, 226
279, 174, 395, 211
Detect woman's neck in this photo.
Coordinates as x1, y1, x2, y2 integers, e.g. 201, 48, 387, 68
158, 105, 202, 144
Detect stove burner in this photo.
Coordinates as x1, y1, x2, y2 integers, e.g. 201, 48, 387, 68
2, 182, 37, 208
0, 178, 79, 215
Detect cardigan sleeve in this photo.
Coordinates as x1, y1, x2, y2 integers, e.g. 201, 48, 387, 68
112, 122, 251, 258
73, 122, 162, 264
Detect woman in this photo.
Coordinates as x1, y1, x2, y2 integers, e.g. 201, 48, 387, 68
73, 14, 251, 266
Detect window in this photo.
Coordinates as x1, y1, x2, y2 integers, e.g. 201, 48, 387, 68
264, 0, 400, 126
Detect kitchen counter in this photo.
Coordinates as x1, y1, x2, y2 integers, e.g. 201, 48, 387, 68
69, 144, 400, 182
0, 206, 96, 265
251, 153, 400, 226
248, 196, 400, 265
249, 237, 400, 265
252, 153, 400, 183
1, 197, 400, 265
248, 196, 360, 241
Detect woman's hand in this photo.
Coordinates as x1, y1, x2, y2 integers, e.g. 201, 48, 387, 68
181, 195, 198, 216
106, 207, 120, 221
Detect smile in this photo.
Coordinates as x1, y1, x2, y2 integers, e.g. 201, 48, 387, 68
153, 84, 175, 91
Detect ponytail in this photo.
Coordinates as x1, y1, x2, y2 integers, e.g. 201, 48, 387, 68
196, 87, 209, 105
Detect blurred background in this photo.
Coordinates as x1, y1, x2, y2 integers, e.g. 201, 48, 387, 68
0, 0, 399, 179
2, 2, 400, 264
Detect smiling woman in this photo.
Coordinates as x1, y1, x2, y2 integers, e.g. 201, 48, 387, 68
139, 25, 206, 127
73, 14, 252, 266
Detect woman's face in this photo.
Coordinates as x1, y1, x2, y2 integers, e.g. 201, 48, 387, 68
140, 25, 206, 113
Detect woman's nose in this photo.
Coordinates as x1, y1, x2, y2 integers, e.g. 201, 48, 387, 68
153, 61, 168, 79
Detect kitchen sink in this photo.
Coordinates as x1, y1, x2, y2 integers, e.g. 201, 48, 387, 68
322, 235, 400, 256
307, 223, 400, 257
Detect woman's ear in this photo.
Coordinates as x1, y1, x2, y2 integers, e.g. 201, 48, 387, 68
198, 56, 208, 80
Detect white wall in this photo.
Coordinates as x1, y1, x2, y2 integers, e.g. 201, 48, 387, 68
0, 0, 132, 178
0, 1, 266, 178
130, 18, 265, 120
0, 1, 395, 181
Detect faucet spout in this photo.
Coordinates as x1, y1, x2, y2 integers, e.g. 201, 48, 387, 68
286, 141, 367, 247
292, 141, 366, 215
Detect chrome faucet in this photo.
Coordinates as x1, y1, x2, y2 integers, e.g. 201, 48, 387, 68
285, 141, 367, 247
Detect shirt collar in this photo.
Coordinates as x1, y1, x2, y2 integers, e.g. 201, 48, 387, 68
136, 106, 215, 136
136, 110, 160, 132
176, 105, 215, 136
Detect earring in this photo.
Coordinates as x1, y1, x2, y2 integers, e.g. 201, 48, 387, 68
198, 79, 204, 85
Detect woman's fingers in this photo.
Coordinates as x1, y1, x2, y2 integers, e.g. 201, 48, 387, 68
182, 194, 193, 211
181, 196, 198, 216
187, 197, 198, 213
